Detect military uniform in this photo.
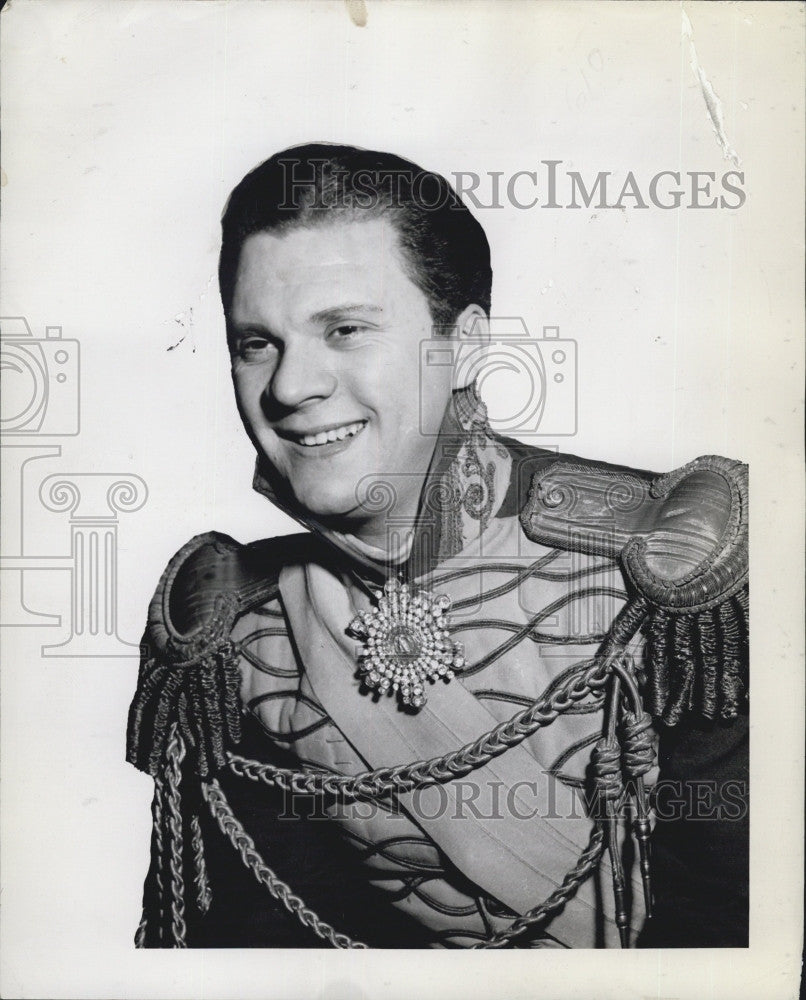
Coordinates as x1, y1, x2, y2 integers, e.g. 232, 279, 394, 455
127, 387, 748, 948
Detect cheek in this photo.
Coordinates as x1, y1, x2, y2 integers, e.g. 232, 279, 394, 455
417, 369, 453, 429
371, 346, 446, 416
233, 367, 267, 417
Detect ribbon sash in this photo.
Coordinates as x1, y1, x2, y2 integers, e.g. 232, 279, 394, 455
279, 557, 637, 944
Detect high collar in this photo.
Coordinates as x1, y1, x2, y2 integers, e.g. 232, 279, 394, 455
252, 383, 512, 582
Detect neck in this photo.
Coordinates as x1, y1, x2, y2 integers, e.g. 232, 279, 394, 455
319, 502, 420, 560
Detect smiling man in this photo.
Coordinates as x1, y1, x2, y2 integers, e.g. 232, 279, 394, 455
227, 216, 479, 543
128, 143, 749, 949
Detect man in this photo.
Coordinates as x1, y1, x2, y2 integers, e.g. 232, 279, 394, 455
127, 144, 748, 948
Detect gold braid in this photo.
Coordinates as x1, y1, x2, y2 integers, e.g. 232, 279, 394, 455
190, 813, 212, 914
142, 598, 651, 948
135, 777, 167, 947
226, 598, 650, 798
164, 724, 188, 947
202, 773, 606, 949
202, 778, 365, 949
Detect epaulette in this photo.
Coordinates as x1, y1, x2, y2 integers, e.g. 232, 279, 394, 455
126, 530, 312, 778
521, 455, 748, 724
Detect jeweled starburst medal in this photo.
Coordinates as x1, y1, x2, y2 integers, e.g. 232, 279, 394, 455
347, 579, 465, 710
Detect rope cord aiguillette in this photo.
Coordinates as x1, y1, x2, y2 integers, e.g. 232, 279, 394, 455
136, 596, 652, 949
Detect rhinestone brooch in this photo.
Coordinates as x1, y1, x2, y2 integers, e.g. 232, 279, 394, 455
347, 578, 465, 710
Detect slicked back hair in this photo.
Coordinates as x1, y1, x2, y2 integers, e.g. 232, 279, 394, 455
219, 142, 492, 330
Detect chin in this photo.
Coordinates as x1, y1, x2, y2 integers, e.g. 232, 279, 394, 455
292, 486, 359, 523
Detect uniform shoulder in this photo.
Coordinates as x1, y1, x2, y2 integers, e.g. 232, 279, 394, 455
129, 528, 314, 777
519, 452, 747, 612
512, 445, 748, 724
496, 437, 656, 518
146, 530, 312, 656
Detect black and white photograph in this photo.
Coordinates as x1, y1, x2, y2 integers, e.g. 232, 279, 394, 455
1, 2, 803, 998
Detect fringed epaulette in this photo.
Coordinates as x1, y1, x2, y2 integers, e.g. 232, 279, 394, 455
127, 531, 307, 778
520, 455, 748, 725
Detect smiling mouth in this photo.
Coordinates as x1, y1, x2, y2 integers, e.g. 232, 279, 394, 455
279, 420, 368, 448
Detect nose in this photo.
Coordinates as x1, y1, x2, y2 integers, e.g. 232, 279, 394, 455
264, 342, 337, 414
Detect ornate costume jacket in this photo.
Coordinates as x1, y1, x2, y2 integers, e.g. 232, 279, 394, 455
127, 388, 748, 949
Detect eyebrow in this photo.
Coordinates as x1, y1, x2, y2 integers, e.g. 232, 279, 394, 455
308, 304, 384, 324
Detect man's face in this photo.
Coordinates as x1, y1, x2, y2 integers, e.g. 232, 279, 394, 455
228, 217, 455, 542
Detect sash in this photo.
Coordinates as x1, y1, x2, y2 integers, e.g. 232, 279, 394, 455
279, 553, 645, 947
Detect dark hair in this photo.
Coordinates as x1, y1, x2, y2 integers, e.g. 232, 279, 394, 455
218, 142, 492, 329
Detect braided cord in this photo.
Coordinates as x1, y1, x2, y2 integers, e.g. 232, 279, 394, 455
135, 776, 167, 947
227, 598, 648, 798
202, 778, 367, 949
475, 824, 606, 948
141, 597, 650, 950
190, 813, 212, 914
134, 911, 149, 949
203, 772, 604, 951
620, 710, 655, 779
164, 725, 188, 947
619, 697, 656, 915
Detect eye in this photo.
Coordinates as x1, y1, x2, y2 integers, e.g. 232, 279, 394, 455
327, 323, 367, 342
234, 333, 278, 362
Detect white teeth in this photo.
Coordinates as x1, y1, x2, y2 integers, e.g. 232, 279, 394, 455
296, 421, 365, 447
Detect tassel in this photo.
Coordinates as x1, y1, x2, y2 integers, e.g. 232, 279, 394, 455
590, 737, 629, 947
643, 584, 748, 725
620, 710, 655, 916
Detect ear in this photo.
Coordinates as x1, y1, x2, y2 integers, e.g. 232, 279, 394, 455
451, 304, 489, 390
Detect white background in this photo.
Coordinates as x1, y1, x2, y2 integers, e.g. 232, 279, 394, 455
1, 1, 803, 998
